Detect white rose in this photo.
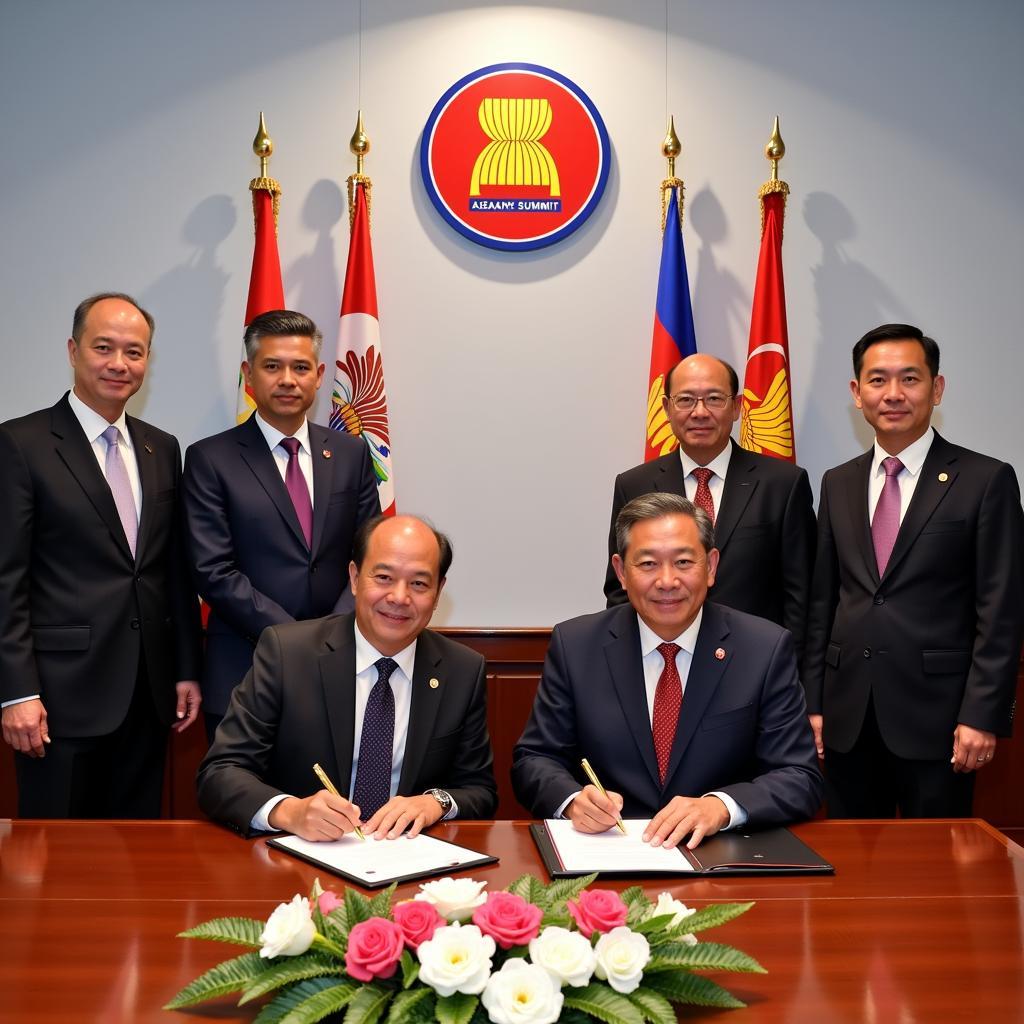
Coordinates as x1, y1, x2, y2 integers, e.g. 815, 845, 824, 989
593, 926, 650, 994
528, 926, 597, 987
259, 894, 315, 959
416, 922, 495, 996
481, 960, 564, 1024
415, 876, 488, 921
649, 892, 698, 945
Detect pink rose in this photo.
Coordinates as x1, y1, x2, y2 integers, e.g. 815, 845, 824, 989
567, 889, 628, 937
393, 899, 444, 950
344, 917, 405, 982
472, 891, 543, 950
318, 890, 343, 915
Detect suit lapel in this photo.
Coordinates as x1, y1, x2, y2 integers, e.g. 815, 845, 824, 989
309, 424, 334, 555
664, 604, 732, 788
126, 416, 155, 562
236, 414, 308, 549
398, 632, 445, 794
714, 442, 757, 552
842, 451, 877, 582
652, 452, 687, 494
50, 397, 134, 563
603, 608, 661, 792
882, 434, 958, 582
319, 616, 359, 794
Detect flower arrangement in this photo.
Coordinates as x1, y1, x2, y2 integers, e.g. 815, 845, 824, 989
166, 872, 764, 1023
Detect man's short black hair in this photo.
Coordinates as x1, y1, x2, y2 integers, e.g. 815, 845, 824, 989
664, 356, 739, 398
853, 324, 940, 378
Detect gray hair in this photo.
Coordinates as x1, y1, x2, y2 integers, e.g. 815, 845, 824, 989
614, 492, 715, 557
243, 309, 323, 362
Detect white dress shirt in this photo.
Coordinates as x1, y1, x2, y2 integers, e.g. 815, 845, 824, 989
678, 443, 733, 518
253, 413, 315, 509
868, 428, 935, 525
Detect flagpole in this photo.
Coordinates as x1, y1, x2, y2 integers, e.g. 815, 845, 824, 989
659, 115, 684, 233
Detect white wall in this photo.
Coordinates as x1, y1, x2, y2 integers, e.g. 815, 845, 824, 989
2, 0, 1021, 625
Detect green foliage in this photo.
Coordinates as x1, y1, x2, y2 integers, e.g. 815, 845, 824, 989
643, 971, 746, 1009
630, 913, 677, 937
238, 953, 338, 1003
400, 950, 420, 989
506, 873, 548, 906
540, 872, 599, 908
563, 982, 646, 1024
646, 940, 765, 974
369, 884, 397, 919
669, 901, 754, 935
619, 887, 650, 928
252, 977, 358, 1024
386, 987, 435, 1023
435, 991, 478, 1024
345, 888, 374, 929
626, 988, 676, 1024
177, 915, 264, 948
163, 951, 266, 1008
343, 982, 393, 1024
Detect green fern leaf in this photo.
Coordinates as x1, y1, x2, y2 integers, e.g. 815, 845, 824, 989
239, 953, 338, 1003
345, 888, 373, 929
543, 873, 599, 908
506, 873, 548, 907
343, 982, 394, 1024
400, 950, 419, 989
646, 940, 765, 974
435, 992, 479, 1024
643, 971, 745, 1008
563, 982, 646, 1024
385, 987, 434, 1023
627, 987, 676, 1024
668, 902, 754, 934
178, 916, 264, 948
252, 977, 358, 1024
163, 951, 266, 1008
368, 884, 397, 919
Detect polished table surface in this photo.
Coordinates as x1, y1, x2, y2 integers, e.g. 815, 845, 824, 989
1, 818, 1022, 1022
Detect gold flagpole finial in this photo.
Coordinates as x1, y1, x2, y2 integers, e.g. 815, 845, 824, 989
346, 111, 372, 229
765, 115, 785, 181
249, 111, 281, 231
350, 110, 370, 176
660, 116, 685, 234
253, 111, 273, 179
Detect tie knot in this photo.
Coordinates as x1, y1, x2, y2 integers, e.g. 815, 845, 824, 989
657, 642, 681, 665
281, 437, 301, 458
102, 425, 121, 448
374, 657, 398, 685
882, 456, 904, 478
692, 467, 713, 486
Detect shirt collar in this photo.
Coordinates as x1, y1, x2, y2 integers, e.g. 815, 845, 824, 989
68, 388, 132, 448
871, 427, 934, 478
353, 621, 417, 682
636, 606, 704, 658
678, 440, 733, 480
254, 411, 311, 455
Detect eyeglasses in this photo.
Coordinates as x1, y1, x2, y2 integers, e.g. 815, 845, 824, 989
665, 392, 734, 412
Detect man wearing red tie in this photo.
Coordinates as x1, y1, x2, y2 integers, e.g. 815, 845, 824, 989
804, 324, 1024, 817
514, 492, 821, 849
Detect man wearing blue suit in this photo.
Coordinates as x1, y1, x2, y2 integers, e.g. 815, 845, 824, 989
183, 310, 379, 738
513, 492, 821, 849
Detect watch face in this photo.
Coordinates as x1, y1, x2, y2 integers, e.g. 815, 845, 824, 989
430, 789, 452, 812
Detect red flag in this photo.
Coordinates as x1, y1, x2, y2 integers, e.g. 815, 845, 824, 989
740, 186, 795, 460
236, 180, 284, 423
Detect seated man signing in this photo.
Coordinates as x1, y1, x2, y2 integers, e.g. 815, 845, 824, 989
197, 515, 497, 840
513, 493, 822, 849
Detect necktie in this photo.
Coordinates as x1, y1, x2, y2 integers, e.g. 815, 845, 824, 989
871, 456, 904, 576
652, 642, 682, 785
692, 467, 715, 524
280, 437, 313, 548
102, 426, 137, 556
352, 657, 398, 821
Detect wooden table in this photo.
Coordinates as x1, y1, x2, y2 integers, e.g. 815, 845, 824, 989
1, 818, 1021, 1021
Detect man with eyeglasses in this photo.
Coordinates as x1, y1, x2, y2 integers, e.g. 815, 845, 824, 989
604, 353, 816, 660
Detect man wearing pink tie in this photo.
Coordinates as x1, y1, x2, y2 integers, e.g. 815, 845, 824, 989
803, 324, 1024, 817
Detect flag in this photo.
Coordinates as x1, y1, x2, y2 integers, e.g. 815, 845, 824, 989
236, 179, 284, 423
330, 179, 395, 515
739, 185, 795, 460
645, 185, 697, 461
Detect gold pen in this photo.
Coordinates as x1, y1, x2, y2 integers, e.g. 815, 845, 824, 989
580, 757, 627, 834
312, 762, 365, 841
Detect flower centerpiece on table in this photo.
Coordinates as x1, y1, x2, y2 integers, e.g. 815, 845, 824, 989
165, 872, 764, 1023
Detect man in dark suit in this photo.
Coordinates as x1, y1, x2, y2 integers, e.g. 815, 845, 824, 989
804, 323, 1024, 817
604, 354, 815, 659
515, 493, 821, 849
183, 309, 379, 739
198, 515, 497, 840
0, 293, 202, 817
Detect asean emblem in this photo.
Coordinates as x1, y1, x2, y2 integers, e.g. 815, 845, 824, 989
739, 345, 794, 459
420, 63, 610, 251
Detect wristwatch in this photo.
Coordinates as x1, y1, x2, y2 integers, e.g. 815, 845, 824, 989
426, 788, 453, 819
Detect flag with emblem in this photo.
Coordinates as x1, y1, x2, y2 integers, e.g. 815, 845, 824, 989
645, 185, 697, 461
739, 119, 795, 461
330, 173, 395, 515
237, 115, 285, 423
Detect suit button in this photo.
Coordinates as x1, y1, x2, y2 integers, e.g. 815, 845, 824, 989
310, 564, 318, 574
135, 575, 142, 583
130, 618, 140, 630
863, 648, 871, 658
873, 595, 885, 606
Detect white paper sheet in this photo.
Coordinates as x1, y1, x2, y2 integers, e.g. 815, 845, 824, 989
272, 831, 490, 885
544, 818, 695, 873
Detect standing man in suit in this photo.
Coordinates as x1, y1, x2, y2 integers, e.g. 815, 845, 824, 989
804, 323, 1024, 817
0, 292, 202, 817
515, 493, 821, 849
183, 310, 379, 739
605, 354, 816, 659
197, 514, 497, 840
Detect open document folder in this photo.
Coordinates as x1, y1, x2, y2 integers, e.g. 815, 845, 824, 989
268, 832, 497, 889
532, 819, 833, 877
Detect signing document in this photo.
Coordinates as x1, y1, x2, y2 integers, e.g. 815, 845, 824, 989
544, 818, 695, 873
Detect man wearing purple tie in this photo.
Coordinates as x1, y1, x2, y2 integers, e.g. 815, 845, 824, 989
0, 293, 202, 817
183, 310, 379, 740
803, 324, 1024, 817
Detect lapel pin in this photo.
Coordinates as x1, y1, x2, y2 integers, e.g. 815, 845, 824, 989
938, 472, 948, 482
429, 678, 440, 689
144, 443, 154, 454
715, 647, 726, 660
322, 449, 332, 459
